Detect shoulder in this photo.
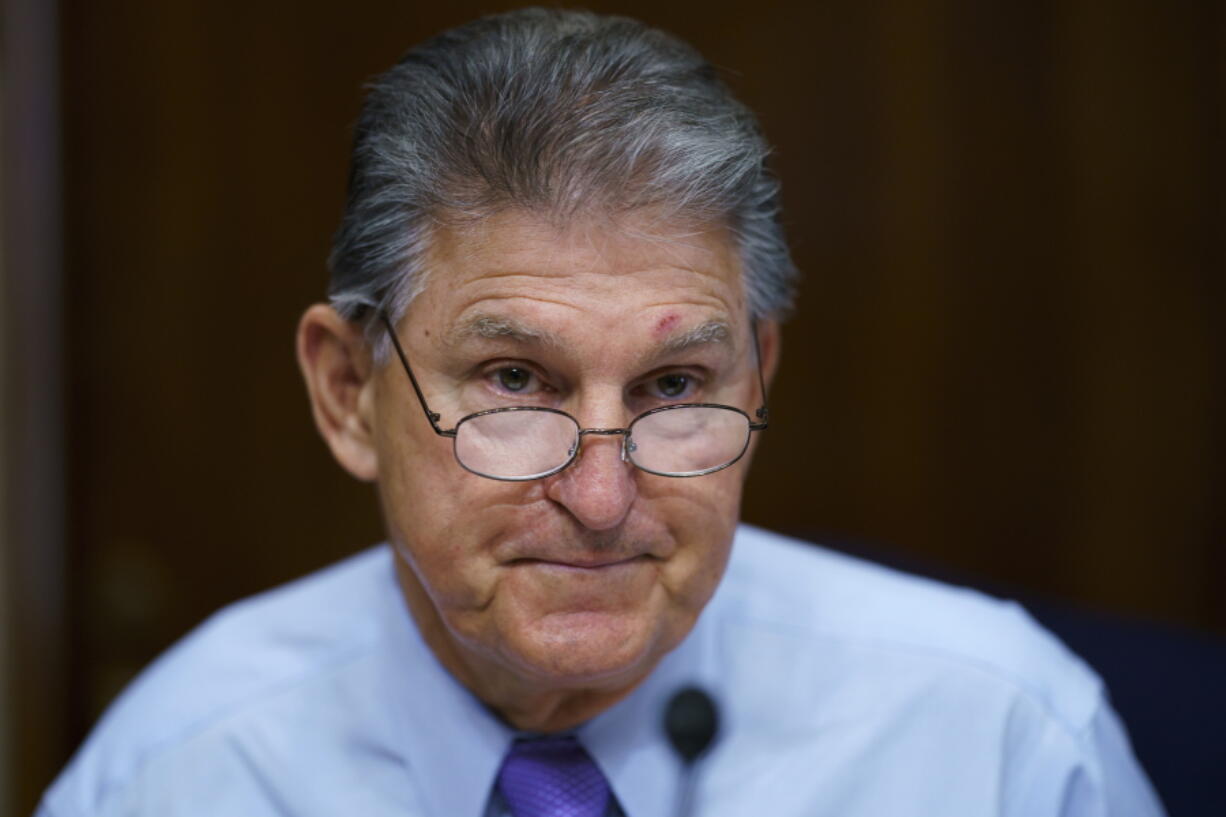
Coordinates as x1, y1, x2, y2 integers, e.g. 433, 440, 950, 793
706, 527, 1166, 813
722, 525, 1101, 734
41, 546, 397, 817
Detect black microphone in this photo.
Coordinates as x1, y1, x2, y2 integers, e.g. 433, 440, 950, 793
664, 686, 719, 817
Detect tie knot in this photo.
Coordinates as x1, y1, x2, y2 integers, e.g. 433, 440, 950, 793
497, 736, 611, 817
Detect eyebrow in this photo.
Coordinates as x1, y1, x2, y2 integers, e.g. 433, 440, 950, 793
444, 313, 734, 357
444, 314, 564, 349
659, 319, 733, 354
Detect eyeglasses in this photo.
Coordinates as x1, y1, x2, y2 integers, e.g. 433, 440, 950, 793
380, 313, 768, 481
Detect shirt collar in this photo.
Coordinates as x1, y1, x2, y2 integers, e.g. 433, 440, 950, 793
372, 548, 514, 817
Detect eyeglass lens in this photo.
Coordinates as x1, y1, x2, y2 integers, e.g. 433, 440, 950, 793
455, 410, 580, 480
628, 406, 751, 476
452, 405, 752, 480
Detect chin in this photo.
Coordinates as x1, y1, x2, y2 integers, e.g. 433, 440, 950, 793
503, 607, 679, 690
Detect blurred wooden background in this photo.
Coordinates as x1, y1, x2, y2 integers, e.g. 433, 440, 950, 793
4, 0, 1223, 813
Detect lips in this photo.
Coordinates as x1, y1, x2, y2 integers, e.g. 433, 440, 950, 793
493, 525, 674, 568
497, 533, 666, 567
510, 554, 653, 570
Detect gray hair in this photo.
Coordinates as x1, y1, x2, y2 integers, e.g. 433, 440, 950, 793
328, 7, 797, 358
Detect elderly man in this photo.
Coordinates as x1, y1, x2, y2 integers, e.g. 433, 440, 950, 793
40, 8, 1162, 817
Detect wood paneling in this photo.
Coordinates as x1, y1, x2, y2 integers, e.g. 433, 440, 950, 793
3, 0, 68, 813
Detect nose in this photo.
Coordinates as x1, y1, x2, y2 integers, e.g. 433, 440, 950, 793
545, 431, 637, 531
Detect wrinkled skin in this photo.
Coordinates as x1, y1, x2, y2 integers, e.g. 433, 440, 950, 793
297, 209, 778, 730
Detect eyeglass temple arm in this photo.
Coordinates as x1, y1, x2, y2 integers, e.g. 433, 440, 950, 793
750, 319, 770, 431
380, 312, 456, 438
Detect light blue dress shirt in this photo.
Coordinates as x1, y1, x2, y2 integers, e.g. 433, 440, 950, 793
38, 526, 1164, 816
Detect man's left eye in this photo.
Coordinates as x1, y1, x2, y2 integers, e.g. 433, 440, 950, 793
655, 374, 691, 399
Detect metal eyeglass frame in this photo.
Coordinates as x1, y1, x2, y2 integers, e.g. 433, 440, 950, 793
380, 312, 769, 481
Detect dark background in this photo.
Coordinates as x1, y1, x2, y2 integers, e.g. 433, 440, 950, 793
4, 1, 1223, 814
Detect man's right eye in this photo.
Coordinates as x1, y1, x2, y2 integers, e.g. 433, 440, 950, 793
495, 367, 533, 392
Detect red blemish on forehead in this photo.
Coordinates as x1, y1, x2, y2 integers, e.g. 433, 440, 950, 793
654, 312, 681, 338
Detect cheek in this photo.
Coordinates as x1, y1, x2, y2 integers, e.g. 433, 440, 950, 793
376, 430, 560, 616
645, 464, 745, 530
373, 419, 491, 599
642, 470, 743, 597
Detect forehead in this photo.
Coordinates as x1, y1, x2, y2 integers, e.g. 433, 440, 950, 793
413, 209, 747, 342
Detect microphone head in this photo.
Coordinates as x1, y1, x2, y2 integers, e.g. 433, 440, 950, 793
664, 686, 719, 764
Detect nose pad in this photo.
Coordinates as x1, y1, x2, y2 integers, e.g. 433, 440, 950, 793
566, 430, 633, 470
573, 432, 632, 469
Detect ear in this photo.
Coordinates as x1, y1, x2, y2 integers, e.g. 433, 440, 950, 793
755, 318, 782, 390
296, 304, 378, 481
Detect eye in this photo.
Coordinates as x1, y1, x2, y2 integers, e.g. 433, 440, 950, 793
496, 367, 534, 393
652, 372, 691, 399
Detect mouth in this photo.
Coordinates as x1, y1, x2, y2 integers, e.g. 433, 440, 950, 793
509, 554, 655, 571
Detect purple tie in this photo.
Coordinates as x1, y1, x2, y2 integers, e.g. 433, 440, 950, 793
496, 736, 611, 817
